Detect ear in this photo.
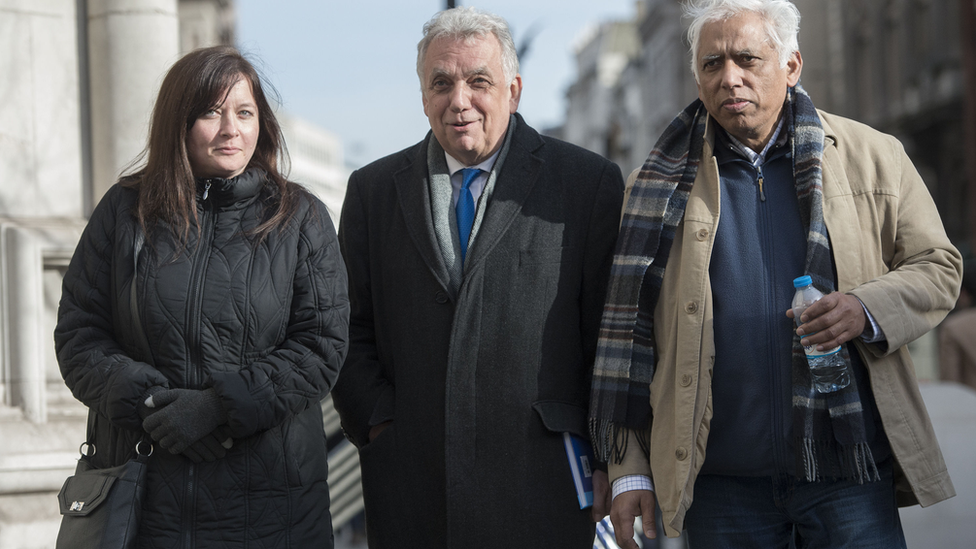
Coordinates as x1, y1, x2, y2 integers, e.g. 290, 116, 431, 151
508, 74, 523, 113
786, 50, 802, 87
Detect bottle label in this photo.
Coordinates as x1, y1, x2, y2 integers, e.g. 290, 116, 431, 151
800, 334, 841, 358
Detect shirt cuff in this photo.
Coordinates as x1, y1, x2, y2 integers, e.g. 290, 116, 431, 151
612, 474, 654, 500
855, 296, 886, 344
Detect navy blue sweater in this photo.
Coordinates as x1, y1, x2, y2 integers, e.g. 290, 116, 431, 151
701, 129, 889, 477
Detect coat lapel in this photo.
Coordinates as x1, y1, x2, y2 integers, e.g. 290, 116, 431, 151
394, 136, 452, 291
464, 115, 544, 270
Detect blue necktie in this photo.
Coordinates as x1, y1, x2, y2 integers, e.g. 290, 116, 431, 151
456, 168, 481, 264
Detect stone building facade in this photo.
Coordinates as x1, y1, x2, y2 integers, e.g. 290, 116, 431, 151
562, 20, 641, 166
0, 0, 349, 544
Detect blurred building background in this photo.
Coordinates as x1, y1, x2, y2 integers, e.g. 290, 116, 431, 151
1, 0, 973, 546
559, 0, 975, 260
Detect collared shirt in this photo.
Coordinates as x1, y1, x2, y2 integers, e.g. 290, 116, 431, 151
724, 114, 787, 166
445, 150, 500, 208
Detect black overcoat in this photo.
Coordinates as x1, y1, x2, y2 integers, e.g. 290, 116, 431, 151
55, 170, 349, 547
333, 114, 623, 548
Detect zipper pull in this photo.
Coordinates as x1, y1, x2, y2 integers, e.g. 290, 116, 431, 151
202, 180, 211, 201
756, 167, 766, 202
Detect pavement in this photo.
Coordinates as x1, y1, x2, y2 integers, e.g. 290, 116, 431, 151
899, 382, 976, 548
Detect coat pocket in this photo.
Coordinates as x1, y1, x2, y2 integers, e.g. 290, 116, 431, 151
531, 400, 588, 439
282, 408, 329, 487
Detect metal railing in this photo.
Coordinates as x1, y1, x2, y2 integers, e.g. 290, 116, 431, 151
322, 394, 365, 530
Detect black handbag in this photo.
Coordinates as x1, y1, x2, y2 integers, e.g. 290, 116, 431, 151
56, 230, 154, 548
55, 440, 152, 548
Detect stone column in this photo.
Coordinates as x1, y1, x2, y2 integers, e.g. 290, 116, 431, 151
87, 0, 179, 203
3, 226, 45, 423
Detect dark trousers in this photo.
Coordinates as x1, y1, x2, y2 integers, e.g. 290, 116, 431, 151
684, 460, 906, 549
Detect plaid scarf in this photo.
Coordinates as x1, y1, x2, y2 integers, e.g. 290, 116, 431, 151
589, 86, 879, 483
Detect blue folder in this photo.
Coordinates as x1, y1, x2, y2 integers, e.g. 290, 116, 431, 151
563, 432, 595, 509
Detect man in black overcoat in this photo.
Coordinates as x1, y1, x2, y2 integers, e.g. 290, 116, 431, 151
332, 7, 624, 547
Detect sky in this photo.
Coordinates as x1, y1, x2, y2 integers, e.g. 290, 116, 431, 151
236, 0, 638, 168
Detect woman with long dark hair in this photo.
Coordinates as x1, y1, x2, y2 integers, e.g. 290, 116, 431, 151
55, 46, 348, 546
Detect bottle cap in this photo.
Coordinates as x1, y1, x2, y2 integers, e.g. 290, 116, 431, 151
793, 275, 813, 288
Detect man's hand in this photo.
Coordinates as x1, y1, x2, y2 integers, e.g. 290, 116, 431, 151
611, 489, 657, 548
787, 292, 866, 351
591, 470, 611, 521
368, 421, 392, 443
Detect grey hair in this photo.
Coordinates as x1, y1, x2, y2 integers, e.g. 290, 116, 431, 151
416, 7, 520, 91
685, 0, 800, 82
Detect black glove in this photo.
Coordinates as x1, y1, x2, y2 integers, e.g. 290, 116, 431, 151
142, 388, 228, 454
181, 425, 234, 463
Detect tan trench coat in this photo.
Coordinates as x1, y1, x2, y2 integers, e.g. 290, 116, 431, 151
610, 110, 962, 537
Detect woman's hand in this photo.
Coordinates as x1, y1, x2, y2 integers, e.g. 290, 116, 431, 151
142, 388, 228, 454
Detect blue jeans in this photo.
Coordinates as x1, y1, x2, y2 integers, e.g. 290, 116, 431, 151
683, 461, 906, 549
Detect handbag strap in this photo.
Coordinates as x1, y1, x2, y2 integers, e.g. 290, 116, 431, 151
83, 412, 96, 456
129, 229, 153, 366
83, 229, 154, 459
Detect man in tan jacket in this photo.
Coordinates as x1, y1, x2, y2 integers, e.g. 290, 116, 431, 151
589, 1, 963, 547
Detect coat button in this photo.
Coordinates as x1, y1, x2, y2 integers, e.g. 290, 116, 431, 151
696, 228, 709, 241
435, 291, 448, 304
680, 374, 693, 387
685, 301, 698, 314
675, 447, 688, 460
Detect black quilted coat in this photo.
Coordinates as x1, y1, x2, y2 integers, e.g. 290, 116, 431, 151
55, 169, 349, 547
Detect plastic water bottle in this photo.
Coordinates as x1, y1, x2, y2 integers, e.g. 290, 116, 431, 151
792, 275, 850, 393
